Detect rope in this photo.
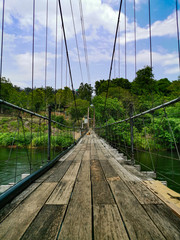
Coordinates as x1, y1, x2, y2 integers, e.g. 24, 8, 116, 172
79, 0, 91, 84
104, 0, 123, 114
69, 0, 84, 83
58, 0, 78, 121
176, 0, 180, 69
0, 0, 5, 99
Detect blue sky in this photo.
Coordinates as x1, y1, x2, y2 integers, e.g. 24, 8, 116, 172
0, 0, 180, 90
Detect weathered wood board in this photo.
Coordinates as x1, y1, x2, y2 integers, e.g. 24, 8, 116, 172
21, 205, 66, 240
57, 180, 92, 240
0, 183, 57, 240
0, 131, 180, 240
93, 204, 129, 240
108, 180, 166, 240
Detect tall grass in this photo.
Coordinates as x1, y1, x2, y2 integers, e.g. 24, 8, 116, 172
0, 132, 74, 149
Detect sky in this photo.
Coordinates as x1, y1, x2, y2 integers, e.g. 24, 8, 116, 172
0, 0, 180, 90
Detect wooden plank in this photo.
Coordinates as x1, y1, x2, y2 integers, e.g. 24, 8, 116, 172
92, 181, 115, 205
46, 180, 75, 205
143, 180, 180, 217
62, 162, 81, 181
77, 151, 90, 182
45, 160, 73, 182
0, 182, 41, 223
47, 162, 81, 205
35, 165, 57, 183
91, 157, 115, 205
99, 157, 120, 180
108, 156, 140, 182
0, 182, 57, 240
144, 204, 180, 240
91, 159, 105, 182
21, 205, 66, 240
57, 180, 92, 240
109, 180, 166, 240
125, 181, 162, 205
94, 204, 129, 240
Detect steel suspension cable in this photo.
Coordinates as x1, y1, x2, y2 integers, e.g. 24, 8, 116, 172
69, 0, 84, 84
31, 0, 35, 109
118, 24, 120, 77
58, 0, 78, 121
104, 0, 123, 114
134, 0, 137, 76
114, 54, 116, 78
176, 0, 180, 69
66, 57, 67, 87
55, 0, 58, 112
45, 0, 48, 91
79, 0, 91, 84
61, 27, 63, 89
148, 0, 152, 68
124, 0, 127, 79
0, 0, 5, 99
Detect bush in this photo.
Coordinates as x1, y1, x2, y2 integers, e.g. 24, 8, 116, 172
0, 132, 32, 147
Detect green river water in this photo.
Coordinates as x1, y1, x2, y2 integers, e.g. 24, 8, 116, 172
0, 147, 180, 194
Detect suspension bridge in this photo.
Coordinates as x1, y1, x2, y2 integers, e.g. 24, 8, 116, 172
0, 0, 180, 239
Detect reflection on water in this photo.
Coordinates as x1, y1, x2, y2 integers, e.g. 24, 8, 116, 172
0, 147, 59, 186
0, 146, 180, 194
134, 150, 180, 194
118, 145, 180, 193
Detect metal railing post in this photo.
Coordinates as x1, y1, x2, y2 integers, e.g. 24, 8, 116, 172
48, 105, 51, 162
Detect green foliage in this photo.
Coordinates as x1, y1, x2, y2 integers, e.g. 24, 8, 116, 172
52, 115, 66, 124
0, 132, 32, 147
153, 118, 180, 149
92, 96, 124, 123
131, 66, 156, 95
32, 133, 74, 149
77, 83, 93, 103
0, 131, 74, 149
68, 99, 90, 120
167, 80, 180, 98
156, 78, 171, 96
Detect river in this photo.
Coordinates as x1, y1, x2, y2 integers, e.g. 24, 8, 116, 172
0, 147, 180, 194
0, 147, 59, 187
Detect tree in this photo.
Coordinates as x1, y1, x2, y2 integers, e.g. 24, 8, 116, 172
156, 78, 171, 96
78, 83, 93, 103
1, 77, 15, 101
112, 78, 131, 89
68, 99, 90, 121
92, 95, 124, 123
167, 80, 180, 98
131, 66, 156, 95
95, 80, 109, 95
33, 88, 45, 112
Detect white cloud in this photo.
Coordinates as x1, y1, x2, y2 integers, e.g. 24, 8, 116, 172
1, 0, 179, 87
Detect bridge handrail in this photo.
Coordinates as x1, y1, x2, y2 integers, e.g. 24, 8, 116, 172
0, 99, 74, 129
95, 97, 180, 128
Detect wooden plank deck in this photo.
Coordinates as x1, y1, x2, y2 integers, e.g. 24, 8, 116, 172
0, 132, 180, 240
